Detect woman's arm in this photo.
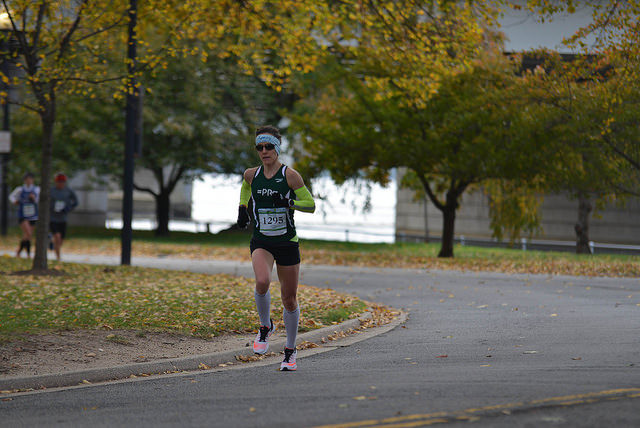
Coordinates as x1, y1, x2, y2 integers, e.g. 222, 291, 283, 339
8, 187, 21, 205
239, 167, 257, 206
239, 179, 251, 206
285, 168, 315, 213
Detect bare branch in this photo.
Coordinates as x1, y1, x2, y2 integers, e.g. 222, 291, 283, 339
166, 165, 186, 194
6, 98, 41, 113
58, 0, 89, 60
612, 183, 640, 197
61, 75, 126, 85
32, 2, 47, 56
418, 173, 445, 212
133, 183, 158, 197
602, 133, 640, 171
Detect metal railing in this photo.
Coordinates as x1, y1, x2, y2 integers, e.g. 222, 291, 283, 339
396, 232, 640, 255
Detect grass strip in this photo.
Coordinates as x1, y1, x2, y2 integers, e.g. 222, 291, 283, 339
0, 256, 367, 343
1, 227, 639, 277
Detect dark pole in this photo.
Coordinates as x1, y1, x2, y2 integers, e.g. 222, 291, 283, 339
1, 99, 8, 236
0, 49, 9, 237
121, 0, 138, 265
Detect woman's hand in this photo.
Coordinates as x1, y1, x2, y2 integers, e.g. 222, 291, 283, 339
237, 205, 250, 229
272, 193, 294, 208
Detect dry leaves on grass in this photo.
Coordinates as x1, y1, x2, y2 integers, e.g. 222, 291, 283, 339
0, 258, 367, 340
3, 229, 639, 277
304, 249, 640, 278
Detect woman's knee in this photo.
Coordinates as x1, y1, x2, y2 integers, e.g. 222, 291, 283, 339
255, 277, 271, 293
281, 293, 298, 310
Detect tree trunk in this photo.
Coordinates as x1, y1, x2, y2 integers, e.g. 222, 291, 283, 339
32, 107, 55, 271
438, 190, 458, 258
155, 190, 170, 237
418, 174, 468, 258
422, 194, 429, 243
574, 193, 592, 254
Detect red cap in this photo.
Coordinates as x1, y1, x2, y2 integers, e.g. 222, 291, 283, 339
54, 173, 67, 182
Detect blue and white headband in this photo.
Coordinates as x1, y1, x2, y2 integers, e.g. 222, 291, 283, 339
256, 134, 281, 155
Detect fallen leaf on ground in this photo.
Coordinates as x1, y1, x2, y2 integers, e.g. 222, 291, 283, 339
297, 341, 320, 350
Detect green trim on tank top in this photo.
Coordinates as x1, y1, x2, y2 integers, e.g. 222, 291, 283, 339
250, 165, 297, 242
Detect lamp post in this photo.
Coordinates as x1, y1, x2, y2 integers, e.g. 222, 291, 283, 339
121, 0, 141, 265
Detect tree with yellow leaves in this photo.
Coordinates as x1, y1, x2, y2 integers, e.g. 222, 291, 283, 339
0, 1, 205, 272
522, 2, 640, 252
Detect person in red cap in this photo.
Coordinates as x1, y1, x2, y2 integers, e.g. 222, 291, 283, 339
49, 173, 78, 261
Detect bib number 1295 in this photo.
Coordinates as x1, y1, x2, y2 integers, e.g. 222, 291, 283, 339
257, 208, 287, 236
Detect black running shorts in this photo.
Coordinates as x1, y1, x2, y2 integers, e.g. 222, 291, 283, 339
250, 238, 300, 266
50, 221, 67, 239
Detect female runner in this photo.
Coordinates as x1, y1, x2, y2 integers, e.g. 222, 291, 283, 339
9, 172, 40, 258
237, 125, 315, 371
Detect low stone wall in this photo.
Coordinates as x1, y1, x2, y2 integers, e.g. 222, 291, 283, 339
396, 182, 640, 245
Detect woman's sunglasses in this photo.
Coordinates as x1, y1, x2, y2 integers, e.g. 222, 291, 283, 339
256, 143, 275, 152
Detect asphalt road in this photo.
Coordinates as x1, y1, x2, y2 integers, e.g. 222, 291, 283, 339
2, 255, 639, 427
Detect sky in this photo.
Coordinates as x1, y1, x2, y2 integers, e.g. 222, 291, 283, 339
499, 2, 595, 52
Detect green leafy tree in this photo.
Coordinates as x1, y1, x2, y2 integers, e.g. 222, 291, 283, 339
524, 2, 640, 252
292, 53, 556, 257
520, 51, 633, 253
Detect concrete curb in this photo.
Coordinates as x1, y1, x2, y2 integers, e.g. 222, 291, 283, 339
0, 311, 377, 391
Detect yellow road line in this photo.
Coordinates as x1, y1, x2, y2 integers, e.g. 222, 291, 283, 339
315, 388, 640, 428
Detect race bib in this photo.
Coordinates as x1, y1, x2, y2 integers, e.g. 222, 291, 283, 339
22, 203, 36, 218
54, 200, 66, 212
257, 207, 288, 236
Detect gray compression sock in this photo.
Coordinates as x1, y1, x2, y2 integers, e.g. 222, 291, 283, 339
254, 290, 271, 327
284, 306, 300, 349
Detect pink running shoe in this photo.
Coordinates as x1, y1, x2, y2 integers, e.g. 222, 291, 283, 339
253, 319, 275, 354
280, 347, 297, 371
